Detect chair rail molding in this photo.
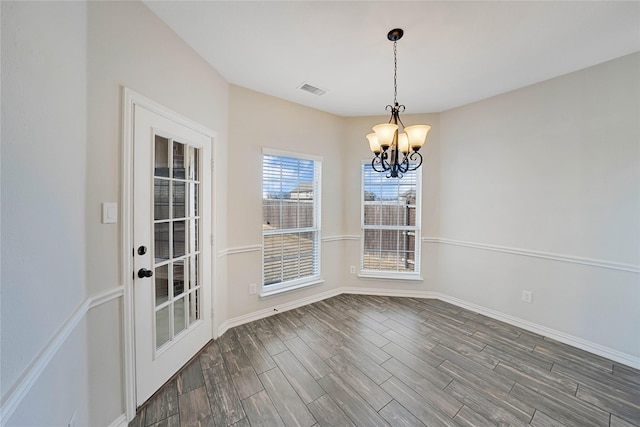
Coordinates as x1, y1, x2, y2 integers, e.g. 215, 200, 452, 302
422, 237, 640, 273
0, 287, 124, 427
217, 245, 262, 258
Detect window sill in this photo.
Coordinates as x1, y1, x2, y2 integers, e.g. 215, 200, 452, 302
357, 273, 423, 282
260, 278, 325, 298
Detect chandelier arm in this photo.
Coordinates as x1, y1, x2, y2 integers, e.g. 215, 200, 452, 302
372, 154, 391, 173
387, 167, 394, 178
408, 151, 423, 170
389, 104, 405, 126
385, 104, 394, 115
371, 157, 385, 172
399, 156, 410, 174
387, 169, 403, 179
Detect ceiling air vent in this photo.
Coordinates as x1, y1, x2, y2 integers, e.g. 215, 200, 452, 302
298, 82, 326, 96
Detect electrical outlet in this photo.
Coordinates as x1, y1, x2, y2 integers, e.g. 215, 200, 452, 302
249, 283, 257, 295
522, 290, 533, 304
350, 265, 356, 274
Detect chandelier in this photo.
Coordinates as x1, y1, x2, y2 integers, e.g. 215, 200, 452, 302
366, 28, 431, 178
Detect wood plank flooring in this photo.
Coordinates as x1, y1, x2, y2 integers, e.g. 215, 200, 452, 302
129, 295, 640, 427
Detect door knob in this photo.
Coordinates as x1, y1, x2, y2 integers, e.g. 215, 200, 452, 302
138, 268, 153, 279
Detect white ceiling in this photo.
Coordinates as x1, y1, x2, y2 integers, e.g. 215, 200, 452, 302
144, 1, 640, 117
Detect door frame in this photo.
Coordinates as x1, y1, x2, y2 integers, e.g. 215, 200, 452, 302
120, 87, 218, 421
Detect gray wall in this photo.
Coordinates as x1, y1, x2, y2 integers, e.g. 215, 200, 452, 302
1, 1, 90, 424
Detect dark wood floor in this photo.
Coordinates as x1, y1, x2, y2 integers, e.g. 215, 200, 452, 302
129, 294, 640, 427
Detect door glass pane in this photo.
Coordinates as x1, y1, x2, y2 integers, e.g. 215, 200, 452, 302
183, 256, 192, 291
156, 305, 170, 348
174, 297, 186, 335
187, 146, 199, 181
173, 181, 185, 219
189, 290, 199, 325
154, 179, 170, 220
154, 223, 170, 262
189, 254, 198, 290
155, 136, 169, 177
189, 183, 199, 217
155, 264, 169, 306
173, 142, 185, 179
188, 219, 197, 255
173, 259, 185, 297
193, 220, 199, 253
173, 220, 186, 258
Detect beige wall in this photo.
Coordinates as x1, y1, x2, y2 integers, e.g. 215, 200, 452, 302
226, 85, 345, 319
86, 1, 229, 297
224, 90, 445, 325
85, 2, 229, 424
436, 53, 640, 356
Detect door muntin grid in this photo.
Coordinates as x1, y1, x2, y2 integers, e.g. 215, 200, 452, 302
153, 135, 201, 352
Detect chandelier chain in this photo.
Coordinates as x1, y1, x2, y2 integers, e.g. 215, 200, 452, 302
393, 40, 398, 105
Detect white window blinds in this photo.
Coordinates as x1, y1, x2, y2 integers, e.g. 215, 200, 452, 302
263, 153, 321, 288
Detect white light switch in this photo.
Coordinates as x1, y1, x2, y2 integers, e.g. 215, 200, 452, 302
102, 202, 118, 224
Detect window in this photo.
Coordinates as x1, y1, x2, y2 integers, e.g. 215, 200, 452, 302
361, 163, 421, 277
262, 151, 321, 292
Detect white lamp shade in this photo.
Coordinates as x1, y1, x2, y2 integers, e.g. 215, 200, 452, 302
372, 123, 398, 150
366, 133, 381, 154
405, 125, 431, 150
398, 133, 409, 154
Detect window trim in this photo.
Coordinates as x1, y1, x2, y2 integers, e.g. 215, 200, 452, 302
259, 278, 325, 298
261, 149, 322, 294
360, 159, 422, 279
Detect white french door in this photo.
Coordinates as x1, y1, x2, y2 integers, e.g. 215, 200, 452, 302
132, 104, 213, 406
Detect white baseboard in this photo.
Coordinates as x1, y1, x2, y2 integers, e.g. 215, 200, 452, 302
218, 287, 640, 369
220, 285, 640, 369
339, 286, 438, 299
338, 287, 640, 369
435, 293, 640, 370
218, 287, 342, 337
